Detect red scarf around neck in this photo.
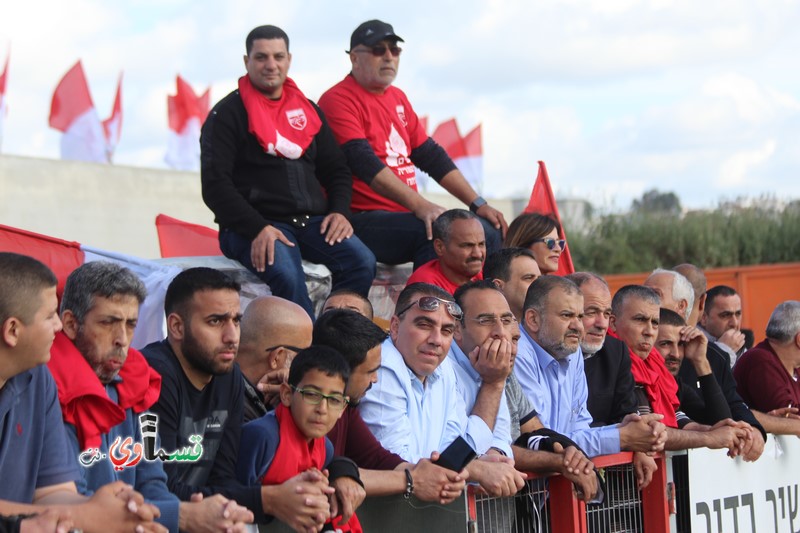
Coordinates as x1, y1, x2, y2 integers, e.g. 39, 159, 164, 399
48, 331, 162, 450
607, 329, 679, 428
238, 76, 322, 160
262, 403, 362, 532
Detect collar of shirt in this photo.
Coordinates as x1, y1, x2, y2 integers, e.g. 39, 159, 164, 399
383, 337, 443, 389
449, 342, 481, 384
521, 326, 579, 373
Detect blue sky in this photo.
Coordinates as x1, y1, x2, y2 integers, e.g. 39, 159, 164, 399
2, 0, 799, 211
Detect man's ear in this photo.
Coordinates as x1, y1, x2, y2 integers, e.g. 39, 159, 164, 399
609, 314, 618, 332
453, 320, 464, 343
433, 238, 446, 257
492, 278, 505, 290
389, 315, 401, 341
524, 308, 541, 335
1, 317, 21, 348
61, 310, 79, 340
697, 294, 707, 316
167, 312, 185, 341
243, 54, 249, 70
279, 382, 293, 407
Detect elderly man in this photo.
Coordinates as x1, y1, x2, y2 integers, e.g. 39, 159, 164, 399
514, 276, 668, 460
201, 24, 375, 318
406, 209, 485, 294
483, 247, 541, 322
49, 262, 252, 532
644, 268, 694, 322
359, 283, 524, 497
700, 285, 746, 366
318, 20, 507, 270
237, 296, 312, 421
733, 301, 800, 437
0, 253, 162, 533
142, 268, 334, 531
610, 285, 752, 457
673, 263, 707, 326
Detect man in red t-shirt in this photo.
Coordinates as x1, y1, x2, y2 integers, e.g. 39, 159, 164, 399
406, 210, 485, 295
318, 20, 507, 270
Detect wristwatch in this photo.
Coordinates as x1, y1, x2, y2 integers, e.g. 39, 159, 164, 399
469, 196, 487, 213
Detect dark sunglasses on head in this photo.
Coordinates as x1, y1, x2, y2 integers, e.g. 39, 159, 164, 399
397, 296, 463, 321
354, 44, 403, 57
532, 238, 566, 251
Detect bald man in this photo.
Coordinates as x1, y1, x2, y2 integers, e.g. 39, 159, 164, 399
237, 296, 313, 421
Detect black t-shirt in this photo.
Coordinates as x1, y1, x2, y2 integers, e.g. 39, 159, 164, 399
142, 339, 265, 522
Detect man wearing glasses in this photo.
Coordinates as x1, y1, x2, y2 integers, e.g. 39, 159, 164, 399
359, 283, 524, 496
319, 20, 508, 272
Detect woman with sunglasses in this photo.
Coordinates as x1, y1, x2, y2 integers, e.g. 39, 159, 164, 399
504, 213, 565, 275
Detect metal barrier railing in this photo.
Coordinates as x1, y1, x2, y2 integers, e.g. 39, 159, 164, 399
258, 452, 671, 532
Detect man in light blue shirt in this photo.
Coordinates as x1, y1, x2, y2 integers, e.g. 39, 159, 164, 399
360, 282, 525, 497
514, 276, 667, 458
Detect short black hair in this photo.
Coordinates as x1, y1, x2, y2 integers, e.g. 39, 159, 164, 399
523, 276, 581, 315
483, 248, 536, 282
395, 283, 454, 317
0, 252, 57, 325
164, 267, 240, 318
246, 25, 290, 55
659, 307, 686, 328
564, 272, 608, 290
288, 345, 350, 388
611, 285, 660, 316
313, 309, 387, 370
323, 289, 374, 320
704, 285, 738, 314
432, 209, 477, 242
454, 279, 504, 320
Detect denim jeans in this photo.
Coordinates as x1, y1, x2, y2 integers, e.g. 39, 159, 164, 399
219, 217, 376, 318
351, 210, 503, 270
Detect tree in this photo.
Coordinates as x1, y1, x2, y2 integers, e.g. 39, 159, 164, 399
631, 189, 682, 215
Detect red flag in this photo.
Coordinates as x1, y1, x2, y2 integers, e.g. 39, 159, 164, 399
155, 214, 222, 258
523, 161, 575, 275
165, 75, 210, 171
463, 124, 481, 157
49, 61, 95, 132
431, 118, 467, 159
49, 61, 107, 163
102, 73, 123, 160
0, 50, 9, 150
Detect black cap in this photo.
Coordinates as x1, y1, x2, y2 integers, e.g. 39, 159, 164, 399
349, 20, 404, 51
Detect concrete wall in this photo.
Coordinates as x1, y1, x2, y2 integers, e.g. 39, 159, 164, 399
0, 154, 521, 259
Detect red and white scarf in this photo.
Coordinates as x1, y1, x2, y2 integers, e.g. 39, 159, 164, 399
238, 76, 322, 160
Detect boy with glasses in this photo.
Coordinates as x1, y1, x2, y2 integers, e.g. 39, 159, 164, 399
238, 346, 363, 532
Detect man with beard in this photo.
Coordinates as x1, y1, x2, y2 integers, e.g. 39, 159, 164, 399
50, 262, 253, 532
312, 309, 467, 523
143, 268, 335, 531
406, 209, 486, 295
514, 276, 668, 458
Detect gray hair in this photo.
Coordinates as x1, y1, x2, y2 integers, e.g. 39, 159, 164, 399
432, 209, 478, 242
651, 268, 694, 321
766, 301, 800, 343
61, 261, 146, 323
611, 285, 660, 317
523, 276, 581, 315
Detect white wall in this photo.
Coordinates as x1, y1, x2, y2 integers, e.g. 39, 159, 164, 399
0, 154, 520, 258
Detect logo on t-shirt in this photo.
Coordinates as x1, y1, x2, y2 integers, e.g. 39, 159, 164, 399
385, 124, 415, 184
396, 105, 407, 126
286, 108, 307, 130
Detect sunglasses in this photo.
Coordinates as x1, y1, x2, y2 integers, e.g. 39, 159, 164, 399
397, 296, 463, 321
532, 238, 566, 251
354, 44, 403, 57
